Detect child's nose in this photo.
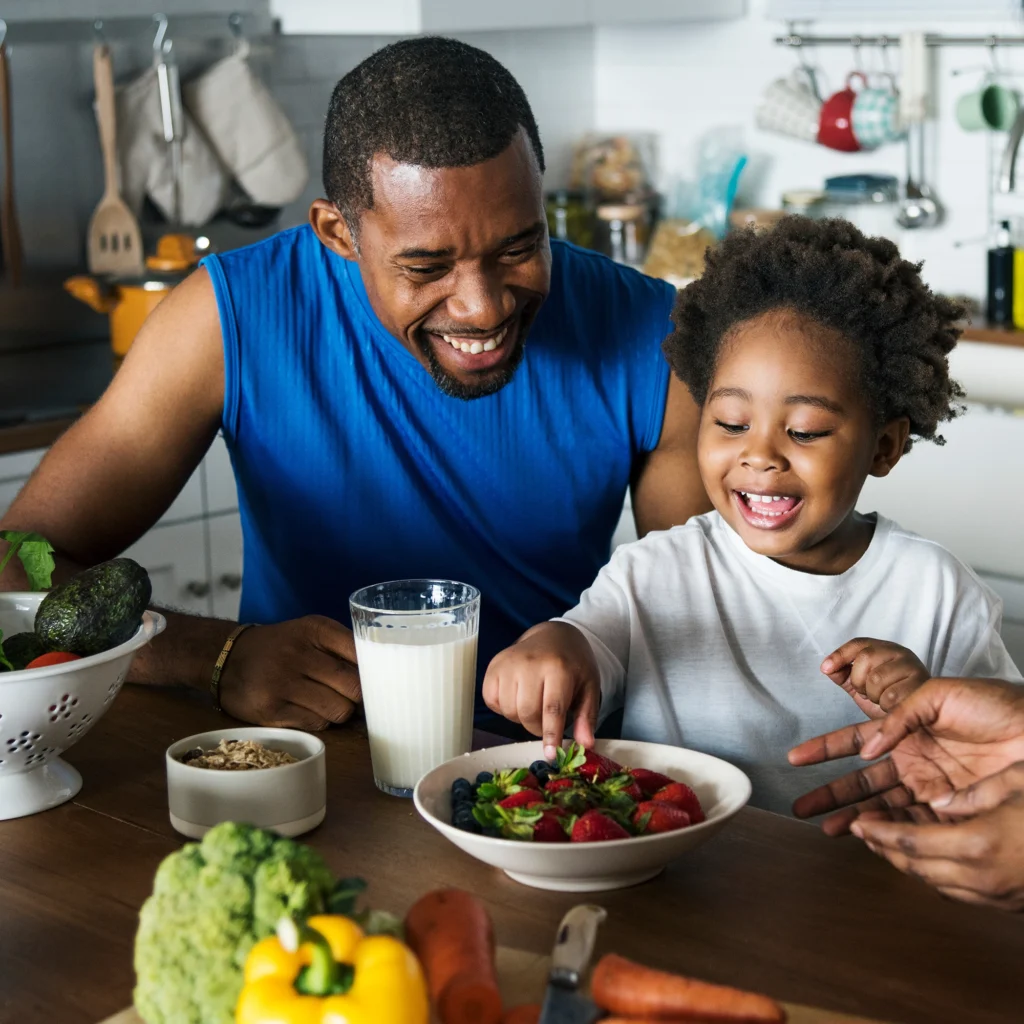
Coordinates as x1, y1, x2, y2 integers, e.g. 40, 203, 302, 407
740, 435, 786, 472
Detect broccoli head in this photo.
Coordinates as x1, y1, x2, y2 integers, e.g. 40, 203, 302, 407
133, 822, 338, 1024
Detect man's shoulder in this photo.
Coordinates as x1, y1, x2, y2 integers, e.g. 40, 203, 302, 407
205, 224, 323, 277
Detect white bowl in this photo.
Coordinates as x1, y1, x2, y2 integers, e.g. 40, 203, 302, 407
166, 727, 327, 839
0, 591, 165, 820
414, 738, 751, 891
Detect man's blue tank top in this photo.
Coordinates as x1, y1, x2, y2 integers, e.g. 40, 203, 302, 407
202, 226, 674, 711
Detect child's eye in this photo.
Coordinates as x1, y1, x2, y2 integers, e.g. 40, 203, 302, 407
789, 429, 832, 443
714, 420, 748, 435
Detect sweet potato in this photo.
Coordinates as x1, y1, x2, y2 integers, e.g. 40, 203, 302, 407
501, 1004, 541, 1024
591, 953, 786, 1022
404, 889, 503, 1024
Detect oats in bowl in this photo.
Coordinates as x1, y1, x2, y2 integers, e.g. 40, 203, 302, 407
179, 738, 298, 771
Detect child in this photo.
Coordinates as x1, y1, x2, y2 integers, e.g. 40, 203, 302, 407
483, 217, 1022, 814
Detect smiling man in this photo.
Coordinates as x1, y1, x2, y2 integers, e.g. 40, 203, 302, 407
0, 38, 709, 729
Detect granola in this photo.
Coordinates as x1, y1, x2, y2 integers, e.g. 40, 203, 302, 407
179, 738, 298, 771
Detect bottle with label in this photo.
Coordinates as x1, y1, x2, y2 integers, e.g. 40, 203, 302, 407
987, 220, 1014, 326
1013, 231, 1024, 330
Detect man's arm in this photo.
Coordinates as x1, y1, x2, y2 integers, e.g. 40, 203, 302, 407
630, 373, 711, 536
0, 268, 361, 729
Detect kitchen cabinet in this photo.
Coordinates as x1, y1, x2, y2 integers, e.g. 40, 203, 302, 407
124, 520, 212, 617
209, 513, 245, 621
270, 0, 744, 35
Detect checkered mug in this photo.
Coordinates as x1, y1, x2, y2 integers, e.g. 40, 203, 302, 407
756, 69, 822, 143
852, 79, 902, 150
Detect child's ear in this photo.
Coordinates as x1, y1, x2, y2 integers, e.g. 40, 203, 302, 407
868, 417, 911, 478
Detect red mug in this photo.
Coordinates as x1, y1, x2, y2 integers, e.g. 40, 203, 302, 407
818, 72, 865, 152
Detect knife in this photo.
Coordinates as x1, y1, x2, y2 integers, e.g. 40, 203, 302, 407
538, 904, 608, 1024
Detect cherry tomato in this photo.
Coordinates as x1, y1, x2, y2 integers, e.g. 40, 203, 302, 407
25, 651, 83, 669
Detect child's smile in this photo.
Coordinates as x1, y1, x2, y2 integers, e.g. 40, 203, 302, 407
697, 308, 909, 575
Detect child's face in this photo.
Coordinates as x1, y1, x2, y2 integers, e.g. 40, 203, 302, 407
697, 310, 908, 573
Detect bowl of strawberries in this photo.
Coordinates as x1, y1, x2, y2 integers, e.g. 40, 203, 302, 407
413, 740, 751, 891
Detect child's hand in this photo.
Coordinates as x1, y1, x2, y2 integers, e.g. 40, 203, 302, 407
483, 621, 602, 761
821, 638, 929, 720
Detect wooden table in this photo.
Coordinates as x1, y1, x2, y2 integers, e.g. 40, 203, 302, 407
2, 687, 1022, 1024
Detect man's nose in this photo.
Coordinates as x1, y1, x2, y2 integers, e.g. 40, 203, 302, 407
446, 266, 515, 328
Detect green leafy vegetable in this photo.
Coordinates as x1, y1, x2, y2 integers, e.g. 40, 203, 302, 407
0, 531, 55, 591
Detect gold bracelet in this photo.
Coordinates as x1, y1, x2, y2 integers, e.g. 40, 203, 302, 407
211, 623, 256, 712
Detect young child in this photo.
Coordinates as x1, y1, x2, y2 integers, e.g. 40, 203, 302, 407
483, 217, 1022, 814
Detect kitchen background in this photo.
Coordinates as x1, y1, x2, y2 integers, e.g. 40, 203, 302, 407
1, 0, 1023, 665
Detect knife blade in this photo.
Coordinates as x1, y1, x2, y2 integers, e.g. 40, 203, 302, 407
538, 904, 607, 1024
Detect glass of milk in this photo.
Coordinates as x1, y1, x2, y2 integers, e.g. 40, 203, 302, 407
349, 579, 480, 797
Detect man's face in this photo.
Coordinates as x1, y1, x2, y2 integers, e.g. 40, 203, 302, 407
316, 131, 550, 400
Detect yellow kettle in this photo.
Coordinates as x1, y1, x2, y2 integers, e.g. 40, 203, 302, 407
65, 233, 200, 360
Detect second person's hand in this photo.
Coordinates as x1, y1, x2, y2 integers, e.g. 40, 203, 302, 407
483, 621, 602, 761
218, 615, 363, 730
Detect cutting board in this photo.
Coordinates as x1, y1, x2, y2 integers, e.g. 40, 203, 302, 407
100, 946, 890, 1024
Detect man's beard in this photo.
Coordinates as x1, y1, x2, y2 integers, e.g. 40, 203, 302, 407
420, 334, 527, 401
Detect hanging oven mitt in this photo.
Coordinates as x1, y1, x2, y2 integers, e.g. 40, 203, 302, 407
115, 66, 228, 227
184, 41, 308, 207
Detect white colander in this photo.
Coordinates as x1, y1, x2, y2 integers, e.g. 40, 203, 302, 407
0, 592, 165, 820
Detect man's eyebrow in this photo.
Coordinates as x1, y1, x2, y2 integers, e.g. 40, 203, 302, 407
785, 394, 845, 414
708, 386, 752, 402
394, 222, 544, 261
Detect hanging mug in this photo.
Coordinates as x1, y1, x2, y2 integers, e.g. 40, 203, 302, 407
852, 74, 903, 149
819, 72, 865, 153
956, 81, 1019, 131
756, 68, 822, 143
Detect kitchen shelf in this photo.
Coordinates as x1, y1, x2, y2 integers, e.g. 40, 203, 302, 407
959, 322, 1024, 349
271, 0, 744, 36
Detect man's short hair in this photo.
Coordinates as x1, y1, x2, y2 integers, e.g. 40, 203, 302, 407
323, 36, 545, 228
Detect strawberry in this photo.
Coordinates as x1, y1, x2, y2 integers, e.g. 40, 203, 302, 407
499, 790, 546, 810
633, 800, 691, 835
571, 809, 630, 843
544, 777, 578, 794
628, 767, 675, 797
519, 772, 542, 791
532, 810, 569, 843
652, 782, 705, 824
580, 749, 621, 783
602, 773, 643, 803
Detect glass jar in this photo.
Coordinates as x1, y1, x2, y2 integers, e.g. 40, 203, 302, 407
819, 174, 900, 239
596, 203, 650, 267
545, 189, 594, 249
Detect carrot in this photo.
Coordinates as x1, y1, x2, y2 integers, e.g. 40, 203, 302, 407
404, 888, 503, 1024
591, 953, 786, 1023
500, 1004, 541, 1024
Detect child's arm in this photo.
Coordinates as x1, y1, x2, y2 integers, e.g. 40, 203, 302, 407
821, 639, 929, 719
483, 621, 602, 760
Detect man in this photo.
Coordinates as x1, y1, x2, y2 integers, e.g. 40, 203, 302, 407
790, 677, 1024, 911
0, 38, 708, 729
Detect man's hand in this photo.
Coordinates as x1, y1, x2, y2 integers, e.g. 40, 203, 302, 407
483, 621, 601, 761
789, 677, 1024, 835
218, 615, 362, 730
851, 764, 1024, 911
821, 638, 929, 719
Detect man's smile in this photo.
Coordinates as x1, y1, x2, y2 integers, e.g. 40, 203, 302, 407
421, 314, 521, 374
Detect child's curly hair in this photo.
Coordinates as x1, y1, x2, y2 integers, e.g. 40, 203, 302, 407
664, 216, 965, 449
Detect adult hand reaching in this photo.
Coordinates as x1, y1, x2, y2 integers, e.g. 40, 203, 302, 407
848, 762, 1024, 911
218, 615, 362, 730
788, 677, 1024, 836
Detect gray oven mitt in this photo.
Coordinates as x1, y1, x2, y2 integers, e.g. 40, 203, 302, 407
183, 42, 308, 207
115, 66, 228, 227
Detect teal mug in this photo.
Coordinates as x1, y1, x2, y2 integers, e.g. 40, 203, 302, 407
852, 82, 902, 150
956, 83, 1019, 131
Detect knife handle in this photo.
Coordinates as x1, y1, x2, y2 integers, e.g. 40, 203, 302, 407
550, 904, 608, 985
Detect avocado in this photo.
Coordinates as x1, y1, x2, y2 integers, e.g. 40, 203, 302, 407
34, 558, 152, 656
3, 631, 47, 670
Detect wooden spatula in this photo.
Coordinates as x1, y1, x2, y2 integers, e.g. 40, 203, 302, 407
87, 44, 143, 276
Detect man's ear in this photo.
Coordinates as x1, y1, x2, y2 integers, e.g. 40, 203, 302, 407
868, 417, 911, 478
309, 199, 358, 259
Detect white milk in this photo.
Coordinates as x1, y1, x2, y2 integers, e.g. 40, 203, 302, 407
354, 615, 478, 794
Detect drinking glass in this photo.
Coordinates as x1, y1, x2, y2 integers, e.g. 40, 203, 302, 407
349, 579, 480, 797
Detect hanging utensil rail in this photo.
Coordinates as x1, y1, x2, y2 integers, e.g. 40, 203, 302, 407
777, 33, 1024, 49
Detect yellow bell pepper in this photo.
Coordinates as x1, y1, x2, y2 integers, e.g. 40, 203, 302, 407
236, 914, 429, 1024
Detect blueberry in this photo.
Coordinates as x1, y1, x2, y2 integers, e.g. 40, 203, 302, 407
451, 778, 473, 799
452, 807, 481, 833
534, 768, 551, 786
475, 771, 494, 786
529, 759, 551, 776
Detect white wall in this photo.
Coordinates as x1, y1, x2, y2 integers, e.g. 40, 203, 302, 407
594, 0, 1024, 301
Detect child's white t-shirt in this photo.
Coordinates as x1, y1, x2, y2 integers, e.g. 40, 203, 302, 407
557, 511, 1022, 815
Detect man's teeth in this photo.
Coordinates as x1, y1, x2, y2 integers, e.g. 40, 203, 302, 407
442, 325, 508, 354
